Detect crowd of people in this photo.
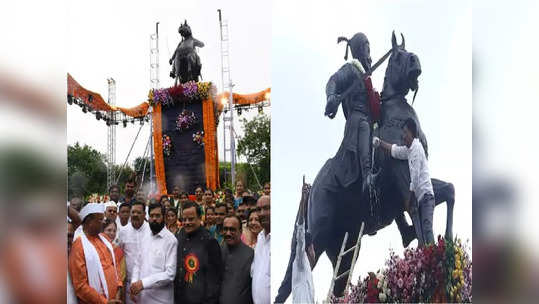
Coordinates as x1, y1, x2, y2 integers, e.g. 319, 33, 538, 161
67, 179, 271, 304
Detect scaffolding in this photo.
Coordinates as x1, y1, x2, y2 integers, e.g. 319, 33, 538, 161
148, 22, 160, 192
106, 78, 116, 190
218, 9, 236, 187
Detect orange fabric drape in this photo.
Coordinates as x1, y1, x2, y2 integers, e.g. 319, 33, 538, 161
67, 73, 149, 117
152, 104, 167, 195
202, 97, 220, 190
116, 103, 149, 118
216, 88, 270, 112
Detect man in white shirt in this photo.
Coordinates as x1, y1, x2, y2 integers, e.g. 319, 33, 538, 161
117, 200, 150, 303
116, 202, 131, 230
251, 195, 271, 304
374, 118, 435, 245
130, 202, 177, 303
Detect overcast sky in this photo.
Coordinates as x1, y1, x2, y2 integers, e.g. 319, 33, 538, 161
67, 0, 271, 170
271, 0, 471, 302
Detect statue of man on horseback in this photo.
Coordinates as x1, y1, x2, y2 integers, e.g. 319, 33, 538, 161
169, 20, 204, 85
275, 31, 456, 302
324, 32, 378, 199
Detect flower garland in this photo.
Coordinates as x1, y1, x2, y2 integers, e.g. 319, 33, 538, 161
182, 81, 198, 99
176, 110, 198, 133
192, 131, 204, 146
148, 82, 216, 106
331, 236, 472, 303
86, 194, 110, 203
162, 134, 173, 158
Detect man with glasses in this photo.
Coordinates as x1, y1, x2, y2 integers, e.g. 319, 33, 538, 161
220, 215, 254, 304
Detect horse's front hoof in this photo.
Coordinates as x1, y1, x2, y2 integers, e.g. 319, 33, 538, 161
402, 225, 416, 248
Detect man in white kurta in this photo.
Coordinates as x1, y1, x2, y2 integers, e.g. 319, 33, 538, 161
251, 195, 271, 304
130, 203, 177, 303
117, 201, 150, 304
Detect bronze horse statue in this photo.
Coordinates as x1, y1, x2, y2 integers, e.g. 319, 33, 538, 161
169, 20, 204, 85
275, 32, 456, 302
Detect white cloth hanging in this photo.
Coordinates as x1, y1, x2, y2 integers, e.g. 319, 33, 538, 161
292, 222, 315, 303
80, 233, 116, 299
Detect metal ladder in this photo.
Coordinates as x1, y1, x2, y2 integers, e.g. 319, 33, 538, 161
326, 222, 366, 303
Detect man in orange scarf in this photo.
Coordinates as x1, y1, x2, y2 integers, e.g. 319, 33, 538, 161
69, 203, 122, 304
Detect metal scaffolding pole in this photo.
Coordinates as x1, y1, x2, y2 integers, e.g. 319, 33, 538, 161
106, 78, 116, 189
218, 9, 235, 186
149, 22, 160, 193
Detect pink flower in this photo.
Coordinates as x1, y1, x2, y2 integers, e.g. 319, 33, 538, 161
397, 278, 403, 289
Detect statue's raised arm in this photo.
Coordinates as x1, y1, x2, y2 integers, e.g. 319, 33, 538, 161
192, 38, 204, 48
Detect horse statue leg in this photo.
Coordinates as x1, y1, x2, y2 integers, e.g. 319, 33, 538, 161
432, 178, 455, 240
394, 178, 455, 246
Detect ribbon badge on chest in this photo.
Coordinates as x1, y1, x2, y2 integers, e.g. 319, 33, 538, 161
184, 253, 200, 283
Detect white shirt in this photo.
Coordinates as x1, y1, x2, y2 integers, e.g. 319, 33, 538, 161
251, 230, 271, 304
131, 227, 178, 304
117, 221, 150, 282
391, 138, 434, 201
116, 215, 131, 229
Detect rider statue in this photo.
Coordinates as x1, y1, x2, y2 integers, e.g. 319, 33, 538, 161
169, 20, 204, 85
324, 32, 378, 201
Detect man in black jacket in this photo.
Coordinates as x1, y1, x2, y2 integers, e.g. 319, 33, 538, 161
220, 215, 254, 304
174, 201, 223, 304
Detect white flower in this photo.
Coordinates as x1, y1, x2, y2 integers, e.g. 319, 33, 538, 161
386, 288, 391, 297
377, 280, 383, 289
383, 280, 388, 290
379, 293, 387, 302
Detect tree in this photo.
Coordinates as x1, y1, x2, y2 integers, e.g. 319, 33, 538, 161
68, 142, 107, 198
112, 164, 136, 192
236, 113, 270, 189
68, 142, 139, 199
219, 161, 261, 191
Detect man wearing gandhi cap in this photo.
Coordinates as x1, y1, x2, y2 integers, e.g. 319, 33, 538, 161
104, 201, 118, 223
68, 203, 123, 304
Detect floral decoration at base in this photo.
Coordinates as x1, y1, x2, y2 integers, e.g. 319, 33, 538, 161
331, 236, 472, 303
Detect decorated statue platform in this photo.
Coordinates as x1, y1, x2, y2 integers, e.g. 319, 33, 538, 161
149, 81, 219, 194
67, 74, 270, 195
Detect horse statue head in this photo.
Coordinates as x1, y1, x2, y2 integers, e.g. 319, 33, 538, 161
179, 20, 192, 39
381, 31, 422, 103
